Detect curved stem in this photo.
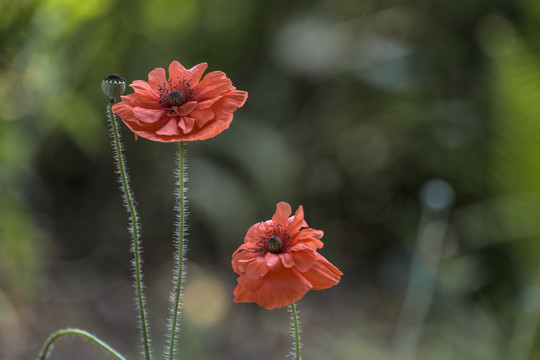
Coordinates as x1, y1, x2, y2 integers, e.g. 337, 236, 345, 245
167, 141, 186, 360
107, 102, 152, 360
38, 328, 126, 360
290, 302, 301, 360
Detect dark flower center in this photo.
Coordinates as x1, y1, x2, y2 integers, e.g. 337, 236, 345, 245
167, 90, 186, 106
266, 236, 283, 253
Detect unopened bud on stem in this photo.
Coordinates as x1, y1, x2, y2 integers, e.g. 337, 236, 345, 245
102, 74, 126, 102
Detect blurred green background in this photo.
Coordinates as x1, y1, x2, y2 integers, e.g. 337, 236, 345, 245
2, 0, 540, 359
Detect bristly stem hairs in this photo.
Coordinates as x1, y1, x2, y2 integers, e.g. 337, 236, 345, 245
38, 328, 126, 360
290, 302, 302, 360
166, 141, 187, 360
105, 74, 153, 360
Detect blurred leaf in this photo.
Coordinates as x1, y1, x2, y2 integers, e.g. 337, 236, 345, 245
481, 15, 540, 278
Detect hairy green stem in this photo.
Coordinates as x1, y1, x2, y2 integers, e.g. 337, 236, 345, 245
290, 302, 301, 360
38, 328, 125, 360
167, 141, 186, 360
107, 102, 152, 360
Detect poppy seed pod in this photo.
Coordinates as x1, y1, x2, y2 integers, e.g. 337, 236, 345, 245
102, 74, 126, 101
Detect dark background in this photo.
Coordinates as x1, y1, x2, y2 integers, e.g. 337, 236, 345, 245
2, 0, 540, 359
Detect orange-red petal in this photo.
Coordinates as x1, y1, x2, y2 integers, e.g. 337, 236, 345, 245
133, 107, 165, 124
245, 257, 269, 279
265, 252, 283, 272
194, 71, 233, 101
300, 253, 343, 290
272, 202, 291, 228
290, 249, 317, 272
234, 268, 313, 310
156, 117, 180, 136
148, 67, 166, 89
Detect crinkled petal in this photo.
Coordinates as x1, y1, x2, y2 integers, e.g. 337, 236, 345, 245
300, 253, 343, 290
148, 67, 167, 89
196, 97, 221, 109
290, 240, 323, 252
190, 108, 215, 127
173, 101, 197, 116
178, 116, 195, 133
244, 223, 267, 244
133, 107, 166, 124
265, 252, 282, 272
246, 257, 269, 279
130, 80, 158, 98
288, 205, 305, 236
292, 228, 325, 249
232, 246, 260, 274
155, 117, 180, 136
185, 62, 208, 85
290, 249, 317, 272
183, 113, 232, 141
112, 101, 134, 122
168, 60, 187, 81
212, 90, 248, 118
280, 252, 294, 268
272, 202, 291, 228
194, 71, 233, 101
234, 268, 312, 310
234, 274, 264, 295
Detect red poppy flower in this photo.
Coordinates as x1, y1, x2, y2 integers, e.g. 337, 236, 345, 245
232, 202, 343, 310
112, 61, 248, 142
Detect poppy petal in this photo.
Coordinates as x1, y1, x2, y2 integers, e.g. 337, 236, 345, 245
280, 252, 295, 268
244, 223, 267, 244
194, 71, 233, 101
148, 67, 167, 89
156, 117, 180, 136
131, 80, 158, 98
178, 116, 195, 133
186, 62, 208, 85
290, 249, 317, 272
111, 102, 135, 122
196, 97, 221, 109
212, 90, 248, 118
168, 60, 187, 81
234, 268, 312, 310
185, 113, 233, 141
271, 202, 291, 228
190, 108, 214, 127
265, 252, 282, 272
246, 258, 269, 279
133, 107, 166, 124
235, 274, 264, 295
300, 253, 343, 290
174, 101, 197, 116
288, 205, 305, 235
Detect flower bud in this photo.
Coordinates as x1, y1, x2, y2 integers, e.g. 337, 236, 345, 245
102, 74, 126, 101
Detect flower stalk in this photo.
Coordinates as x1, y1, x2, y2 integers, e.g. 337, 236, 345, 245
166, 141, 187, 360
106, 101, 152, 360
289, 302, 302, 360
38, 328, 126, 360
